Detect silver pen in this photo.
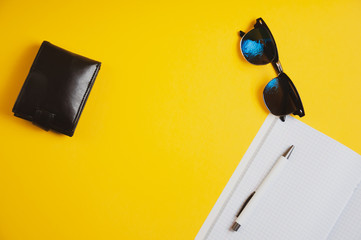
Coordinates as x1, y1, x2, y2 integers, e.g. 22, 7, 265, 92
232, 145, 295, 231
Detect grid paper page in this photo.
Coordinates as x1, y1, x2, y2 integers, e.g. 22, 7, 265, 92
327, 182, 361, 240
201, 115, 361, 240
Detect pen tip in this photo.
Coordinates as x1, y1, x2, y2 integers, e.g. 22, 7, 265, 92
283, 145, 295, 159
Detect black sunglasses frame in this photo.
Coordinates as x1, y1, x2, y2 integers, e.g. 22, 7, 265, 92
239, 18, 305, 121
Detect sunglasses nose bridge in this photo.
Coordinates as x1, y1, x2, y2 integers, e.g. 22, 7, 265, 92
272, 61, 283, 74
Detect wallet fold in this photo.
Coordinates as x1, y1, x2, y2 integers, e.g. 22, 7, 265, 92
12, 41, 101, 136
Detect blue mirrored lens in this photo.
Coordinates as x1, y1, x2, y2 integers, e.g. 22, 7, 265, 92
264, 78, 280, 95
240, 27, 276, 65
263, 73, 298, 116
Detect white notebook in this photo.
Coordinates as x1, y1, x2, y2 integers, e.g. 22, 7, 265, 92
196, 115, 361, 240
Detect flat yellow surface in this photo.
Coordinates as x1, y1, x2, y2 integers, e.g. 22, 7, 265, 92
0, 0, 360, 239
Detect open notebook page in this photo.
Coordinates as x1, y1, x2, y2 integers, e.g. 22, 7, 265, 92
327, 182, 361, 239
196, 115, 361, 240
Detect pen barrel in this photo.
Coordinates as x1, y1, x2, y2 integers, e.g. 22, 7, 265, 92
235, 156, 288, 225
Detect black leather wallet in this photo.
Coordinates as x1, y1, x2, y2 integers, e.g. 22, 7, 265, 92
12, 41, 101, 136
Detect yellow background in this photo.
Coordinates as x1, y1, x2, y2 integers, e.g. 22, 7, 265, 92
0, 0, 360, 239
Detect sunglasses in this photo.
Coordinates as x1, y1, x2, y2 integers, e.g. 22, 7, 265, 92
239, 18, 305, 121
